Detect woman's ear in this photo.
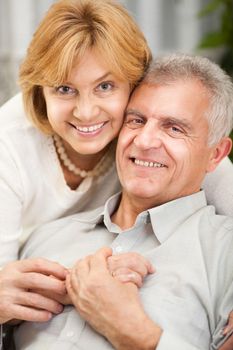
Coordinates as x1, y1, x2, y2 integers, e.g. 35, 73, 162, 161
206, 137, 232, 173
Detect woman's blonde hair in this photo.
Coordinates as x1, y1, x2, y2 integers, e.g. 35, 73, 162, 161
19, 0, 152, 133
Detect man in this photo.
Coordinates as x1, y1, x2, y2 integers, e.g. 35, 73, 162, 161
13, 53, 233, 349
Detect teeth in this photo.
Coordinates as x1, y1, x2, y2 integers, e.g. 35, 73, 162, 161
76, 123, 104, 133
134, 158, 166, 168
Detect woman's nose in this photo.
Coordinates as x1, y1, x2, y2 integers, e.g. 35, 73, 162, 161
73, 95, 100, 122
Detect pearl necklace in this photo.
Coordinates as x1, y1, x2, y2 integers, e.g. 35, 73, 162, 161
53, 134, 114, 178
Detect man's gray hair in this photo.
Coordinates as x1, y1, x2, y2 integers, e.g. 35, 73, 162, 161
142, 53, 233, 146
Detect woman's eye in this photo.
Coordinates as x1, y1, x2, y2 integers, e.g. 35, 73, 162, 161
98, 82, 113, 92
55, 85, 76, 95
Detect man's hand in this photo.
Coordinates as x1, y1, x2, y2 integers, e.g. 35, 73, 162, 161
219, 311, 233, 350
29, 250, 155, 308
107, 251, 155, 287
0, 258, 68, 324
66, 247, 162, 350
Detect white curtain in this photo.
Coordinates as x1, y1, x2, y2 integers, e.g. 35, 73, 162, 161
0, 0, 216, 105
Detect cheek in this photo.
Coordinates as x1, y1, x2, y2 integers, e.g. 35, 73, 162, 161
165, 140, 192, 168
116, 130, 135, 167
109, 96, 129, 122
118, 126, 134, 147
46, 101, 71, 122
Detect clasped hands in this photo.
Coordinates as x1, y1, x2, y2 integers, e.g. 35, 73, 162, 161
1, 248, 232, 349
0, 248, 154, 325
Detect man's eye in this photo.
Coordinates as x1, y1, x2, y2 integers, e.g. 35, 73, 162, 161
125, 117, 144, 128
171, 126, 183, 133
97, 82, 113, 92
55, 85, 76, 95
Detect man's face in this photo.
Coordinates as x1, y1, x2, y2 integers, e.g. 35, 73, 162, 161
116, 80, 219, 207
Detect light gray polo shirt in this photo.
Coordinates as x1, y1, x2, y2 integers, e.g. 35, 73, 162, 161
14, 191, 233, 350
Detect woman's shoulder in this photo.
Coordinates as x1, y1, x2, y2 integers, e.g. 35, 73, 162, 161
0, 93, 31, 130
0, 93, 46, 145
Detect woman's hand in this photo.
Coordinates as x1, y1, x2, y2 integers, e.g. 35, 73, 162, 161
0, 258, 68, 324
32, 280, 72, 306
218, 335, 233, 350
107, 251, 155, 287
219, 311, 233, 350
33, 250, 155, 307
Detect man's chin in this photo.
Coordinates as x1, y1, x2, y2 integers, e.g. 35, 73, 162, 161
126, 187, 163, 206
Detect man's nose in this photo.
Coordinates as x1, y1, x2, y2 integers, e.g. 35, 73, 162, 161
133, 122, 163, 150
73, 94, 100, 122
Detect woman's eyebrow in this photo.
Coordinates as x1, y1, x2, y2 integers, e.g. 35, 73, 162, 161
65, 72, 113, 86
93, 72, 112, 84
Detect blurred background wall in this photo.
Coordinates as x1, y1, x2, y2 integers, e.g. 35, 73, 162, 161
0, 0, 222, 105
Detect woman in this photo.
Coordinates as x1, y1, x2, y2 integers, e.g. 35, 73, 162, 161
0, 0, 151, 266
0, 0, 153, 327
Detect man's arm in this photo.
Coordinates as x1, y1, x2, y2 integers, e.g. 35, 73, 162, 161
66, 247, 203, 350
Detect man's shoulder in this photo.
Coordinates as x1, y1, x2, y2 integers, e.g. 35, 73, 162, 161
23, 206, 105, 250
201, 204, 233, 233
20, 207, 106, 262
189, 205, 233, 256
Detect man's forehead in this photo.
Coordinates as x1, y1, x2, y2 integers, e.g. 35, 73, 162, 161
127, 80, 209, 118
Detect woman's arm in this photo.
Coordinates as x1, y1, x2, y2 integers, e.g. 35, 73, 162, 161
32, 250, 155, 306
218, 311, 233, 350
0, 258, 67, 324
0, 139, 24, 266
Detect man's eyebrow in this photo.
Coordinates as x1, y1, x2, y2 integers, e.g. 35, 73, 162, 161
162, 116, 193, 130
125, 108, 145, 118
125, 109, 193, 131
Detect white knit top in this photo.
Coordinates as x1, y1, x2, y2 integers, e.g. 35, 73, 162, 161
0, 94, 120, 265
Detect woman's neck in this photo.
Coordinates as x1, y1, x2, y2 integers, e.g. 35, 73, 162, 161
54, 136, 113, 190
62, 139, 109, 172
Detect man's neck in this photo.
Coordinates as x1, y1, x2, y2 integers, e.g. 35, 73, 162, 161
111, 192, 154, 230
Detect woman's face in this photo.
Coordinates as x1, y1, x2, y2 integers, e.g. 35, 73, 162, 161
43, 49, 131, 155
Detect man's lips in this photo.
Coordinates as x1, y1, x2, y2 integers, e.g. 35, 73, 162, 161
130, 157, 167, 168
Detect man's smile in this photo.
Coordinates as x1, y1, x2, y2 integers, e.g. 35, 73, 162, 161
130, 157, 167, 168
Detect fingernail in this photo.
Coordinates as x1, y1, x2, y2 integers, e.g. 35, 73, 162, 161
150, 265, 156, 273
55, 305, 64, 314
222, 325, 233, 336
47, 313, 53, 320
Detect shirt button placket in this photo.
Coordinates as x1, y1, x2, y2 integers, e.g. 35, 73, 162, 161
115, 245, 123, 253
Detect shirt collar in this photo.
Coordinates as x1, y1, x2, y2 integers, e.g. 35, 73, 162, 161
72, 190, 207, 243
148, 190, 207, 243
71, 192, 121, 226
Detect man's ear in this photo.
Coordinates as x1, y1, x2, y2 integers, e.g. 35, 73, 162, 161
206, 137, 232, 173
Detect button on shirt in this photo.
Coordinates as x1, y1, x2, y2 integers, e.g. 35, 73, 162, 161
14, 191, 233, 350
